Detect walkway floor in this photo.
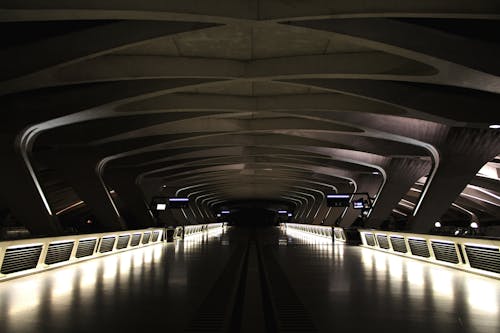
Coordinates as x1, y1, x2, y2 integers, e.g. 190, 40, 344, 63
0, 227, 498, 332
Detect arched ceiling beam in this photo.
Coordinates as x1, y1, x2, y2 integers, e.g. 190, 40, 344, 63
185, 184, 315, 219
0, 52, 438, 95
109, 145, 384, 169
150, 169, 352, 196
2, 1, 498, 22
281, 78, 500, 124
2, 79, 223, 132
92, 131, 429, 172
118, 91, 406, 115
287, 18, 500, 78
174, 176, 337, 199
182, 180, 329, 219
0, 20, 217, 83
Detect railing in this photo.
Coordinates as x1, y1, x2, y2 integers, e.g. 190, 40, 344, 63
283, 223, 332, 239
333, 227, 347, 242
180, 222, 224, 238
359, 229, 500, 279
283, 223, 347, 243
184, 224, 205, 237
0, 228, 163, 282
208, 222, 224, 231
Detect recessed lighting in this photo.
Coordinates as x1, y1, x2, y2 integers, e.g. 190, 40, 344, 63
470, 222, 479, 229
434, 221, 441, 228
489, 124, 500, 129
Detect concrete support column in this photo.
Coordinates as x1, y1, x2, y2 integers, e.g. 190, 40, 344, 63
301, 193, 321, 224
0, 146, 62, 236
324, 207, 342, 225
154, 209, 186, 227
45, 149, 126, 231
190, 193, 215, 223
169, 205, 191, 226
366, 158, 431, 228
323, 183, 353, 225
140, 180, 189, 226
340, 174, 382, 227
312, 202, 330, 225
410, 128, 500, 233
185, 200, 202, 224
105, 170, 156, 229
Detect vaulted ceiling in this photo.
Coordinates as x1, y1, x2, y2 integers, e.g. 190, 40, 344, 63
1, 1, 499, 235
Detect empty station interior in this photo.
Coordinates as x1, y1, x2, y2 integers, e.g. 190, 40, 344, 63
0, 1, 499, 332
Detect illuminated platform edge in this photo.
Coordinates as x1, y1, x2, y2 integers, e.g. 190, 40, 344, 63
282, 223, 346, 242
184, 222, 224, 237
0, 228, 164, 281
358, 229, 500, 279
0, 222, 225, 282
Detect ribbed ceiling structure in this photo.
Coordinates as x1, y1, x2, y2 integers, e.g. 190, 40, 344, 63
0, 1, 499, 235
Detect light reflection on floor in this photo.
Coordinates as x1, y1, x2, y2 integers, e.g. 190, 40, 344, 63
0, 228, 228, 333
176, 227, 225, 255
284, 228, 500, 333
359, 248, 500, 315
282, 228, 336, 263
1, 227, 498, 333
0, 243, 165, 332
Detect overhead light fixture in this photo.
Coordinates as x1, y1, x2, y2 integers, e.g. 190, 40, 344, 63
221, 210, 230, 214
327, 194, 350, 199
278, 210, 288, 214
372, 171, 380, 175
288, 213, 292, 217
168, 198, 189, 202
470, 222, 479, 229
156, 203, 167, 211
434, 221, 442, 228
156, 197, 189, 209
326, 194, 351, 207
489, 124, 500, 129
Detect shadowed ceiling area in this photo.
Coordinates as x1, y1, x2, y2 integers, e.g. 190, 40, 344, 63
0, 1, 499, 236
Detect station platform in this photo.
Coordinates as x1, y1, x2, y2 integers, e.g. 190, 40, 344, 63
0, 227, 498, 333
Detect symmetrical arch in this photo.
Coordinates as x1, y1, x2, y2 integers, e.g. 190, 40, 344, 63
0, 1, 499, 236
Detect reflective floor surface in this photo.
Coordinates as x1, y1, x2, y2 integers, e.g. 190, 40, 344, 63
274, 229, 500, 333
0, 226, 498, 333
0, 229, 234, 333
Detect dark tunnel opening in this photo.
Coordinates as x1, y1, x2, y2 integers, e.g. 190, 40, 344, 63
227, 208, 278, 227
